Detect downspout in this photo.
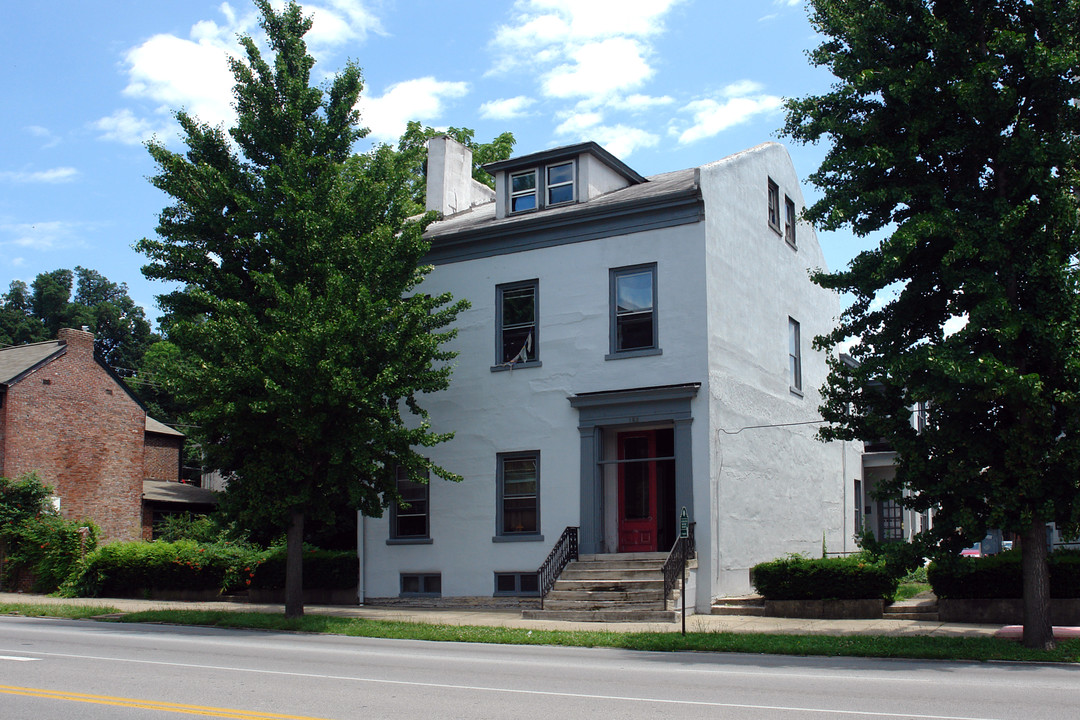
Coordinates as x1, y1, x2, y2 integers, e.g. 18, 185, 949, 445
356, 511, 365, 605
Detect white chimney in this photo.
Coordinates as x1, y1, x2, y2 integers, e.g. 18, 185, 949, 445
425, 135, 496, 216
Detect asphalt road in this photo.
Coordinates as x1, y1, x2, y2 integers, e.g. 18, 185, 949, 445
1, 616, 1078, 719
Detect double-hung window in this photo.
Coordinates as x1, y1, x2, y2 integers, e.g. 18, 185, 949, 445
768, 178, 781, 233
546, 162, 574, 205
609, 264, 659, 358
496, 452, 540, 539
788, 317, 802, 394
390, 466, 430, 541
495, 280, 538, 368
510, 170, 537, 212
784, 196, 797, 248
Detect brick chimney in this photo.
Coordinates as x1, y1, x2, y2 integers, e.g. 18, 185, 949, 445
57, 327, 96, 358
425, 135, 496, 216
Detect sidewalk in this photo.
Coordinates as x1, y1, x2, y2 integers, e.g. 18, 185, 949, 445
0, 592, 1004, 638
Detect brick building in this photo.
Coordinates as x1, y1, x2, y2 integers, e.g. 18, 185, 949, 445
0, 327, 211, 541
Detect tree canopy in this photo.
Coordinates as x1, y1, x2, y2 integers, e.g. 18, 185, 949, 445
783, 0, 1080, 649
397, 121, 515, 209
135, 0, 467, 617
0, 267, 156, 375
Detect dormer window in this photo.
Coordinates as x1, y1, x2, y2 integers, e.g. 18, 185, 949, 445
546, 162, 574, 205
511, 170, 537, 212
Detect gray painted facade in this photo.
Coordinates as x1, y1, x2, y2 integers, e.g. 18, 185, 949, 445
358, 137, 861, 611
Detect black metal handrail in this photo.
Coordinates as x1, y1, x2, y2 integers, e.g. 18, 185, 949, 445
662, 522, 696, 606
537, 526, 578, 609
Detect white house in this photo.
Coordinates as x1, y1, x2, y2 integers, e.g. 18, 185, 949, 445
357, 137, 862, 613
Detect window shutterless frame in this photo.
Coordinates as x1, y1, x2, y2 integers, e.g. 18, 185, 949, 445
510, 169, 538, 213
788, 317, 802, 394
493, 279, 539, 370
546, 161, 575, 206
495, 451, 542, 541
389, 466, 431, 543
400, 573, 441, 597
608, 263, 660, 359
768, 178, 781, 234
784, 195, 797, 248
494, 572, 540, 596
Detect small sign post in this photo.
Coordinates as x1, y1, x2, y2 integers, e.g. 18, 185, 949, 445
680, 507, 688, 635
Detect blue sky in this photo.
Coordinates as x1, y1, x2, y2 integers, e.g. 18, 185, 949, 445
1, 0, 858, 329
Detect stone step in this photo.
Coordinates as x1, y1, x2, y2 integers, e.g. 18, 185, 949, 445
546, 589, 667, 602
711, 604, 766, 616
579, 552, 668, 562
522, 608, 680, 623
567, 560, 666, 571
883, 611, 940, 621
553, 579, 665, 592
560, 567, 666, 580
540, 598, 675, 611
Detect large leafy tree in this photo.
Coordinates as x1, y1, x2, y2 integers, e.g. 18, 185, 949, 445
136, 0, 466, 617
784, 0, 1080, 649
1, 269, 155, 376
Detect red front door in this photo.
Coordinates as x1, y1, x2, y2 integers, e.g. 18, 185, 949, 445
617, 431, 658, 552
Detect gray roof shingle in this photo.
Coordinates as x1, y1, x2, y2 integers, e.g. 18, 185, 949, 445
0, 340, 64, 385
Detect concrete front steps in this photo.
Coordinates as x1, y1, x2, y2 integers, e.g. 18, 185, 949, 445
711, 594, 940, 621
711, 595, 766, 616
522, 552, 689, 623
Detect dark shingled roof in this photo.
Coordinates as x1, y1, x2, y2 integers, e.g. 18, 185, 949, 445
0, 340, 64, 385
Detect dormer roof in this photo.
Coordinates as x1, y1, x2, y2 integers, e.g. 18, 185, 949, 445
483, 141, 647, 184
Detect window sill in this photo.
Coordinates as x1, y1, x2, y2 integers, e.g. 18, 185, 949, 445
789, 386, 804, 398
769, 222, 783, 236
386, 537, 433, 545
605, 347, 662, 361
493, 592, 541, 598
492, 534, 545, 543
490, 361, 543, 373
785, 239, 798, 251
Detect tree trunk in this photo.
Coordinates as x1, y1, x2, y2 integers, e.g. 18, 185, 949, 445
285, 510, 305, 619
1021, 518, 1054, 650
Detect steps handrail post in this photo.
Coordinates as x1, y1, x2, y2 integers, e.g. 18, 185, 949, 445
536, 526, 579, 610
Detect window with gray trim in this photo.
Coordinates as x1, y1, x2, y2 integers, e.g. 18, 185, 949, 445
511, 169, 537, 212
768, 178, 781, 233
784, 195, 797, 248
546, 161, 574, 205
610, 264, 658, 355
494, 572, 540, 596
497, 452, 539, 536
495, 280, 538, 366
391, 466, 429, 539
400, 573, 441, 597
788, 317, 802, 393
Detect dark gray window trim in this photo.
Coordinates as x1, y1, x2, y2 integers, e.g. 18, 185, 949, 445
609, 262, 659, 357
493, 571, 541, 597
789, 316, 803, 395
390, 467, 430, 541
493, 279, 541, 371
494, 450, 541, 540
784, 195, 797, 250
424, 190, 703, 266
569, 383, 700, 426
399, 572, 441, 597
484, 141, 646, 184
768, 177, 782, 235
507, 159, 577, 216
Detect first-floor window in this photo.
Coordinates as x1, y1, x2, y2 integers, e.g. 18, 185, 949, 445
497, 452, 539, 536
788, 317, 802, 393
880, 499, 903, 541
391, 466, 429, 539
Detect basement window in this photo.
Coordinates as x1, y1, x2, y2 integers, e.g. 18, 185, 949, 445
400, 573, 441, 597
494, 572, 540, 596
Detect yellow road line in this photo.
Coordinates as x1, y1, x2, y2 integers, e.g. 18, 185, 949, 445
0, 685, 332, 720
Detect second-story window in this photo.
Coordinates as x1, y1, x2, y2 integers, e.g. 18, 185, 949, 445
788, 317, 802, 394
546, 162, 574, 205
785, 196, 797, 248
768, 178, 781, 233
610, 264, 658, 355
496, 280, 538, 367
511, 170, 537, 212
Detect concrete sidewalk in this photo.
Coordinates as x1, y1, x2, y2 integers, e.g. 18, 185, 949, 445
0, 592, 1004, 638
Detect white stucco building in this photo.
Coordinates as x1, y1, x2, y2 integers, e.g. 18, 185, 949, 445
357, 138, 862, 612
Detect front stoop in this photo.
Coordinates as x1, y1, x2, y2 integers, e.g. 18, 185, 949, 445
884, 598, 940, 621
522, 552, 690, 623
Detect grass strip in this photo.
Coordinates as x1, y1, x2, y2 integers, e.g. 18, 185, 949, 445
0, 602, 122, 620
100, 609, 1080, 663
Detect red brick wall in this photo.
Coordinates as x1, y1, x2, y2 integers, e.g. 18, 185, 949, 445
1, 328, 145, 541
144, 434, 182, 482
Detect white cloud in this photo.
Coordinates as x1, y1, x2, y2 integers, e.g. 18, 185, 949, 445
542, 38, 653, 100
554, 111, 603, 136
92, 109, 170, 146
99, 1, 384, 145
610, 94, 675, 111
358, 77, 469, 142
479, 96, 536, 120
590, 125, 659, 158
0, 221, 88, 251
0, 167, 79, 184
674, 81, 784, 144
26, 125, 62, 148
493, 0, 682, 49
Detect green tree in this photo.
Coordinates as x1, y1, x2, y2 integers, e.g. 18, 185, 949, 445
397, 121, 516, 209
136, 0, 467, 617
783, 0, 1080, 649
0, 281, 47, 347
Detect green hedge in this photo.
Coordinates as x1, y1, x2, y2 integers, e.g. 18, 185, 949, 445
928, 550, 1080, 599
751, 555, 899, 600
62, 542, 358, 598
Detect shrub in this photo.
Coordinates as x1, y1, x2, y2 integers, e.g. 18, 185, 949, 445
928, 550, 1080, 599
63, 540, 264, 598
751, 554, 898, 600
0, 473, 99, 593
250, 548, 357, 590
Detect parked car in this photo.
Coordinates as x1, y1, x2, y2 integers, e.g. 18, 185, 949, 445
960, 543, 982, 557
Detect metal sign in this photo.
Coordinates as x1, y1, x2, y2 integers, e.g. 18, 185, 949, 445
680, 507, 689, 539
